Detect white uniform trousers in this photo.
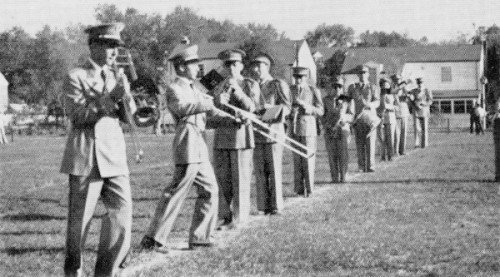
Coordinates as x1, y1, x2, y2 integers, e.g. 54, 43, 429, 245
64, 168, 132, 277
146, 161, 218, 245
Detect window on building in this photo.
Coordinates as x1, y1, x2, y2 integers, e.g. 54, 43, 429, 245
441, 66, 452, 83
454, 100, 465, 113
440, 100, 451, 113
466, 100, 474, 113
430, 102, 439, 113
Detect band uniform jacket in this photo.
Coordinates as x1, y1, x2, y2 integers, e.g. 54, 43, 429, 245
255, 78, 291, 143
60, 59, 136, 177
165, 77, 217, 165
347, 82, 380, 119
212, 77, 260, 149
380, 93, 398, 125
290, 84, 324, 137
409, 86, 433, 118
392, 85, 410, 119
322, 95, 354, 137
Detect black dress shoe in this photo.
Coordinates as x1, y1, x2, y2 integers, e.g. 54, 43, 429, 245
140, 236, 168, 253
188, 242, 215, 250
216, 218, 234, 231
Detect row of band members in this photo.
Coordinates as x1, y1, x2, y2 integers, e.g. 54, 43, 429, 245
59, 23, 433, 276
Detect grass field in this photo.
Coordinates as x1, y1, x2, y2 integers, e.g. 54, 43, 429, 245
0, 129, 499, 276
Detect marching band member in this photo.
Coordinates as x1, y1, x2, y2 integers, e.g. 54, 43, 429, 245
409, 77, 433, 148
250, 52, 291, 215
347, 65, 380, 172
290, 67, 324, 196
60, 23, 135, 277
379, 78, 398, 161
322, 77, 354, 183
391, 74, 410, 156
212, 49, 260, 229
141, 44, 227, 251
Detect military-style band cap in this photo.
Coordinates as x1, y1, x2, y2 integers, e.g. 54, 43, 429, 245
218, 49, 246, 62
85, 23, 125, 46
356, 65, 369, 73
416, 77, 424, 83
292, 67, 309, 76
251, 52, 274, 66
168, 44, 199, 64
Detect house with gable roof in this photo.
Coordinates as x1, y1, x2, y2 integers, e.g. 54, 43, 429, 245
333, 44, 484, 115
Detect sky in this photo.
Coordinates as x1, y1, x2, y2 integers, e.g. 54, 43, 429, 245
1, 0, 500, 42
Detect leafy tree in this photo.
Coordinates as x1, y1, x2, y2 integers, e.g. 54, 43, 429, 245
0, 27, 32, 84
357, 31, 420, 47
305, 24, 354, 48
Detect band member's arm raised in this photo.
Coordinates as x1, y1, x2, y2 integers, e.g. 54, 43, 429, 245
166, 84, 213, 118
64, 71, 123, 127
231, 79, 259, 112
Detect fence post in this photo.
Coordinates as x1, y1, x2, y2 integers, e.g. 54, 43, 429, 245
447, 118, 450, 133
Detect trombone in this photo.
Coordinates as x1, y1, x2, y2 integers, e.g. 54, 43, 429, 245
204, 94, 314, 159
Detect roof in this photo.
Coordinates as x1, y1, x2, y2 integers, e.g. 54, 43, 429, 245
168, 40, 307, 65
340, 44, 482, 75
311, 46, 345, 60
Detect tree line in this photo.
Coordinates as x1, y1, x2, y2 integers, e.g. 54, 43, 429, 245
0, 4, 497, 106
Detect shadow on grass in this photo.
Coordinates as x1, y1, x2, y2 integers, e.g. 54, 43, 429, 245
1, 247, 65, 256
0, 230, 61, 236
132, 196, 205, 202
348, 178, 496, 184
2, 213, 66, 221
3, 196, 62, 204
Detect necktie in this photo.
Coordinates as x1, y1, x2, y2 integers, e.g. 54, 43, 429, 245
101, 70, 107, 93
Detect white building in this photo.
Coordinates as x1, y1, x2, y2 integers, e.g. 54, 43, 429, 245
337, 45, 484, 115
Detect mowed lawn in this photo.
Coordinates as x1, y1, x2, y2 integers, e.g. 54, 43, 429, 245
0, 129, 499, 276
